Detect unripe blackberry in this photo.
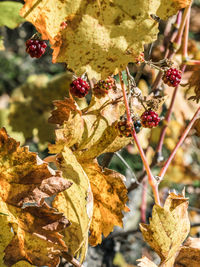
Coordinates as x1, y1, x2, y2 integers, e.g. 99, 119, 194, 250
117, 119, 133, 137
26, 39, 47, 58
93, 76, 116, 96
134, 120, 142, 133
162, 68, 182, 87
70, 77, 90, 98
141, 110, 160, 128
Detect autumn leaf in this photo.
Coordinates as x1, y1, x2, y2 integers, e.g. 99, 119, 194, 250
140, 192, 190, 266
20, 0, 190, 79
49, 86, 131, 159
0, 128, 71, 266
174, 237, 200, 267
0, 127, 72, 206
52, 147, 93, 261
81, 162, 128, 246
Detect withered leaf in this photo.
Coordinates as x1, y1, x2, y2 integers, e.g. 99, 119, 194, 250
0, 127, 72, 206
0, 128, 71, 266
174, 237, 200, 267
82, 162, 129, 246
140, 192, 190, 266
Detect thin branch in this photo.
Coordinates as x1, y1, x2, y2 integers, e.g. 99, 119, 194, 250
159, 107, 200, 179
119, 71, 160, 205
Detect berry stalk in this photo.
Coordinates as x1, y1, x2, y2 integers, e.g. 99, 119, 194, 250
119, 72, 160, 205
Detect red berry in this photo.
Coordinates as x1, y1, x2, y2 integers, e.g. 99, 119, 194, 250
93, 76, 116, 96
140, 110, 160, 128
162, 68, 182, 87
117, 119, 133, 137
70, 78, 90, 98
26, 38, 47, 58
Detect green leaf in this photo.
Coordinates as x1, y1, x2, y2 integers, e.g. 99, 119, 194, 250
0, 1, 25, 29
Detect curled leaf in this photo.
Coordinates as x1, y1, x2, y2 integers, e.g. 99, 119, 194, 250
0, 128, 71, 266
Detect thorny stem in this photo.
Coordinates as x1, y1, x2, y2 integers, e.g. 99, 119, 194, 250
182, 6, 191, 60
62, 252, 84, 267
151, 7, 190, 91
119, 72, 160, 205
159, 107, 200, 179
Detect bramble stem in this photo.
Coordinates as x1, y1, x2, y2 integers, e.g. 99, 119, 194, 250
172, 5, 191, 53
185, 60, 200, 65
182, 5, 191, 60
119, 72, 160, 205
141, 176, 147, 223
159, 107, 200, 179
151, 11, 182, 91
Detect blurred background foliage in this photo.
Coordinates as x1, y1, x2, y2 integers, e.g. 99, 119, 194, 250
0, 1, 200, 266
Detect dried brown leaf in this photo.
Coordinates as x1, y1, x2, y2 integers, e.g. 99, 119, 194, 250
174, 237, 200, 267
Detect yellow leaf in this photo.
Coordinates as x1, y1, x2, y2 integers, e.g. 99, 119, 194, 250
140, 192, 190, 266
82, 162, 128, 246
174, 237, 200, 267
20, 0, 188, 79
52, 147, 92, 261
0, 128, 71, 266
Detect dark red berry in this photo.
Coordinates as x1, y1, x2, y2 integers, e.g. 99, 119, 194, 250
70, 77, 90, 98
93, 76, 116, 96
140, 110, 160, 128
162, 68, 182, 87
117, 119, 133, 137
26, 39, 47, 58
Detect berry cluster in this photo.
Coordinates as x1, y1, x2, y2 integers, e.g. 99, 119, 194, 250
26, 39, 47, 58
117, 119, 142, 137
162, 67, 182, 87
70, 77, 90, 98
117, 119, 133, 137
140, 110, 160, 128
93, 76, 116, 96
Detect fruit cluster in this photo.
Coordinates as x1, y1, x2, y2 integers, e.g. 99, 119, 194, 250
140, 110, 160, 128
70, 77, 90, 98
93, 76, 116, 96
117, 119, 142, 137
26, 39, 47, 58
162, 67, 182, 87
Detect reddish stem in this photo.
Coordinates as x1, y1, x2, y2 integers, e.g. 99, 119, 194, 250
141, 176, 148, 223
159, 107, 200, 179
151, 11, 182, 91
119, 72, 160, 205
